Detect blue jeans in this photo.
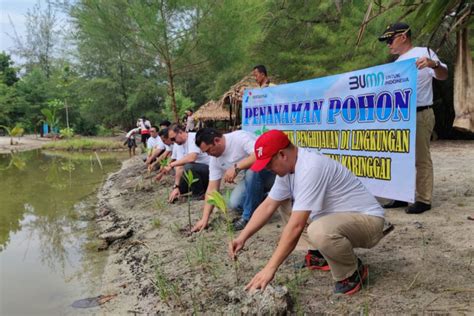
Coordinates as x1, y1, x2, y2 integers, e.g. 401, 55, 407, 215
228, 169, 275, 221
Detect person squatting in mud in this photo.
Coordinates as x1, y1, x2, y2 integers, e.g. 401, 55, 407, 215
229, 130, 386, 295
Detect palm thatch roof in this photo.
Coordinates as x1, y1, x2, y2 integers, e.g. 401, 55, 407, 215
194, 100, 234, 121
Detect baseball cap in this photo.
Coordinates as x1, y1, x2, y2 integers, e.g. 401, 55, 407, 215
378, 22, 410, 42
250, 130, 290, 172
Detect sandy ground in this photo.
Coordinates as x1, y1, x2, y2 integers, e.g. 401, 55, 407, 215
0, 135, 51, 153
93, 140, 474, 314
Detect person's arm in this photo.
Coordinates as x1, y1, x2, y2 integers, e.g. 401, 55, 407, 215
169, 152, 198, 168
229, 197, 283, 258
223, 153, 257, 183
191, 179, 221, 232
168, 166, 185, 202
415, 57, 448, 80
244, 211, 310, 291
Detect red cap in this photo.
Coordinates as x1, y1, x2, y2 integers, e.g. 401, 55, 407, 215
251, 130, 290, 172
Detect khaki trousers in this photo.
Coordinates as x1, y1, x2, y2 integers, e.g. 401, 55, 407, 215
278, 200, 384, 281
416, 108, 435, 204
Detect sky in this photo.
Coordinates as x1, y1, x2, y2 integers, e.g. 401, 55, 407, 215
0, 0, 70, 64
0, 0, 36, 57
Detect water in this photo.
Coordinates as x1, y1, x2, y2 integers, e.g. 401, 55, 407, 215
0, 150, 126, 315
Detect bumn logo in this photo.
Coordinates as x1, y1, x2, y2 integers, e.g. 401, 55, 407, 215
349, 72, 384, 90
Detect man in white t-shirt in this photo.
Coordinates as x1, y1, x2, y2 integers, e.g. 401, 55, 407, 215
159, 124, 210, 203
145, 126, 170, 169
229, 130, 385, 295
192, 128, 275, 232
378, 22, 448, 214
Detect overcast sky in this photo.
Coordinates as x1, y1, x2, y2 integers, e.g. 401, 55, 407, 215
0, 0, 36, 57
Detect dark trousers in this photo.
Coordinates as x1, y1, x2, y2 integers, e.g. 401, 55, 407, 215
178, 163, 209, 197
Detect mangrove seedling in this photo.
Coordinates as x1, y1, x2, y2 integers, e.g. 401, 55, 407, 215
183, 169, 199, 230
207, 190, 239, 283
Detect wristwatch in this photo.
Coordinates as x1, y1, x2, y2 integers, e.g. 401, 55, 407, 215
234, 163, 241, 175
432, 60, 440, 69
172, 184, 179, 189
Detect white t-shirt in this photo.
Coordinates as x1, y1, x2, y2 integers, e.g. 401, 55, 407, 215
147, 135, 167, 151
269, 148, 384, 221
396, 47, 447, 107
171, 132, 210, 165
209, 130, 256, 181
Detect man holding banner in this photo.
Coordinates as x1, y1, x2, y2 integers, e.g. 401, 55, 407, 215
379, 22, 448, 214
229, 130, 385, 295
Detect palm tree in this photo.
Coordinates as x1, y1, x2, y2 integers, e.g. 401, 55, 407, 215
0, 124, 25, 145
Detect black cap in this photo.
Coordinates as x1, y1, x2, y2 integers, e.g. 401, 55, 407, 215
378, 22, 410, 42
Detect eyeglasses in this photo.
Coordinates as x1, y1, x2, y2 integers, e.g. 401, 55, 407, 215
386, 34, 402, 45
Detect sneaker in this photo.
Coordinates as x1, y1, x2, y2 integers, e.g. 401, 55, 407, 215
382, 200, 408, 208
334, 259, 368, 295
405, 201, 431, 214
304, 250, 330, 271
232, 217, 248, 231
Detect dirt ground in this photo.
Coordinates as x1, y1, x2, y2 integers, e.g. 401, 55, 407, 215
94, 140, 474, 314
0, 135, 51, 153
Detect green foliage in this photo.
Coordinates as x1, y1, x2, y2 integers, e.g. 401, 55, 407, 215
0, 53, 19, 86
42, 138, 123, 151
0, 123, 24, 145
60, 127, 74, 138
159, 157, 171, 168
164, 91, 195, 122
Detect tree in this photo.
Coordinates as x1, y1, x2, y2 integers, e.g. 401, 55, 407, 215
0, 52, 19, 86
10, 0, 61, 78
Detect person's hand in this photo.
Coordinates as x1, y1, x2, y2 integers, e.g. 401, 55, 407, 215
168, 188, 180, 203
245, 267, 276, 292
191, 218, 208, 232
224, 167, 237, 183
154, 171, 165, 182
228, 237, 245, 260
163, 165, 172, 174
416, 57, 436, 70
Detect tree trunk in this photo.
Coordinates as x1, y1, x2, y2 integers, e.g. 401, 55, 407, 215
453, 27, 474, 132
166, 60, 179, 123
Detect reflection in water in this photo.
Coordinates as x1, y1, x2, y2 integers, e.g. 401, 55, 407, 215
0, 149, 125, 315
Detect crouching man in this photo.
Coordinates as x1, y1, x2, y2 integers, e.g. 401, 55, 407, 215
229, 130, 385, 295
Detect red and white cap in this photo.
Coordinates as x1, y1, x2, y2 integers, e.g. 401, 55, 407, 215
250, 130, 290, 172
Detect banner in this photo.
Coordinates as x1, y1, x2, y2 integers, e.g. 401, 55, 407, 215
242, 59, 418, 202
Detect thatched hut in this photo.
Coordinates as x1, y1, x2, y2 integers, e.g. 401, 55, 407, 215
194, 100, 235, 130
219, 74, 280, 129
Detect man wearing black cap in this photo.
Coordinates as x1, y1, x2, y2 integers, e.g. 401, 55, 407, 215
378, 22, 448, 214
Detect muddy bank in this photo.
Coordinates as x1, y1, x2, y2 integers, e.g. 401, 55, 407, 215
94, 141, 474, 314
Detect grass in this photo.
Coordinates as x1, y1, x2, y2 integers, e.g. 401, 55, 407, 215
152, 218, 161, 228
42, 138, 125, 151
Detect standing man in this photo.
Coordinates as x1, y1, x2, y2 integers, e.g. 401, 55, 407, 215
192, 128, 275, 231
229, 130, 385, 295
379, 22, 448, 214
161, 124, 210, 203
185, 109, 195, 132
252, 65, 276, 88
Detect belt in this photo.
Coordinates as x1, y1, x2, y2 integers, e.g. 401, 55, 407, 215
417, 105, 432, 112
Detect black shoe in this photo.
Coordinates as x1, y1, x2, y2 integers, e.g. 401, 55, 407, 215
304, 250, 330, 271
405, 201, 431, 214
232, 217, 248, 231
334, 258, 368, 295
382, 200, 408, 209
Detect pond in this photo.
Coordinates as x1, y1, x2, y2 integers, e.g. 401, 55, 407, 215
0, 150, 126, 315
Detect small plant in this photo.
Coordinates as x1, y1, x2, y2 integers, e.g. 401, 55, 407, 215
160, 157, 170, 168
152, 258, 183, 307
0, 124, 24, 145
207, 190, 239, 283
183, 169, 199, 230
152, 218, 161, 228
60, 127, 74, 138
185, 234, 214, 271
